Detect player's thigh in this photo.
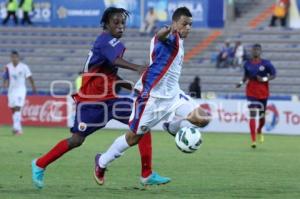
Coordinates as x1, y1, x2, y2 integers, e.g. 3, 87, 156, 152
110, 97, 133, 124
8, 93, 26, 108
247, 97, 266, 117
70, 102, 111, 137
173, 92, 197, 118
129, 96, 169, 135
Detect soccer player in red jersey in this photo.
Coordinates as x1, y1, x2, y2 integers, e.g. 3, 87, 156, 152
236, 44, 276, 148
31, 7, 170, 189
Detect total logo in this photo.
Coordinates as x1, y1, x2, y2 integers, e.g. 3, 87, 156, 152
199, 103, 212, 128
265, 104, 279, 131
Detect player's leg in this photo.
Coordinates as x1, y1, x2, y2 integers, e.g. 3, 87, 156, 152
8, 94, 24, 135
32, 103, 106, 189
11, 106, 22, 135
31, 133, 86, 188
95, 130, 142, 185
249, 108, 257, 148
257, 99, 267, 143
110, 97, 154, 179
164, 94, 210, 136
95, 96, 171, 185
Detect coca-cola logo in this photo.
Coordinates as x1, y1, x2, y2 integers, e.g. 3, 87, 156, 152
22, 100, 66, 123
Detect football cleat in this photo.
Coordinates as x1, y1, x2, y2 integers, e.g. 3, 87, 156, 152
251, 142, 257, 149
258, 134, 264, 143
94, 154, 106, 185
12, 129, 23, 136
31, 159, 45, 189
163, 122, 176, 137
140, 172, 171, 186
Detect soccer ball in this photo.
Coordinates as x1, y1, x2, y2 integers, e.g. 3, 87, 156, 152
175, 127, 202, 153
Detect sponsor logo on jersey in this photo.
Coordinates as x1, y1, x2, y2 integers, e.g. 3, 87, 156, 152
78, 122, 87, 132
259, 65, 265, 71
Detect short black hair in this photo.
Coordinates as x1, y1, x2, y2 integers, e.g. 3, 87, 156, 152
253, 43, 262, 49
11, 50, 19, 56
172, 7, 192, 21
100, 7, 130, 29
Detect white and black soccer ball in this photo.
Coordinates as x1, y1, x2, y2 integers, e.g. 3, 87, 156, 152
175, 127, 202, 153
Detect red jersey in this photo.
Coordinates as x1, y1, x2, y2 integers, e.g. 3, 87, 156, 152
243, 59, 276, 99
72, 32, 125, 103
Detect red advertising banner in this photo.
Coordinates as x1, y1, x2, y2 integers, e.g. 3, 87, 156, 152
0, 95, 68, 127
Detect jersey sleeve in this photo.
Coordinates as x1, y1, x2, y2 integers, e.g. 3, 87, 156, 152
2, 66, 9, 80
165, 33, 179, 48
266, 60, 276, 76
100, 41, 125, 64
24, 64, 32, 78
243, 62, 249, 78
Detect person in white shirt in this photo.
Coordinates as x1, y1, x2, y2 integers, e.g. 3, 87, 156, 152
233, 41, 244, 68
2, 51, 36, 135
140, 7, 157, 35
93, 7, 210, 185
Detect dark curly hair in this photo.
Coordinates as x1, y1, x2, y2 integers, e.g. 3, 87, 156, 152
100, 7, 130, 29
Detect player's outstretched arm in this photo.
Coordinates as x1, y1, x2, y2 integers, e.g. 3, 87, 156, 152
156, 25, 172, 41
28, 76, 37, 93
113, 57, 146, 74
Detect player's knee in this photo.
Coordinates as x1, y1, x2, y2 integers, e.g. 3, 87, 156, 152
68, 134, 85, 148
125, 131, 142, 146
187, 107, 211, 128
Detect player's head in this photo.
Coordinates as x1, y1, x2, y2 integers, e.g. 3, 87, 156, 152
252, 43, 262, 58
100, 7, 130, 39
10, 50, 20, 65
171, 7, 192, 38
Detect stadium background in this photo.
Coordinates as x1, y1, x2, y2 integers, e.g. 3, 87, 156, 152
0, 0, 299, 134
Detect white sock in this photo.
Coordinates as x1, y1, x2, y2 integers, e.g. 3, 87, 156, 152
15, 111, 22, 131
99, 134, 129, 168
12, 112, 22, 131
168, 119, 194, 134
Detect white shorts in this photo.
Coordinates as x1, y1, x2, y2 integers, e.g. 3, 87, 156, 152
8, 93, 26, 108
129, 91, 198, 134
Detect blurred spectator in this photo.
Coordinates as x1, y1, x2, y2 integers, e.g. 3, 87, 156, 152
216, 40, 234, 68
189, 76, 201, 99
19, 0, 34, 25
140, 7, 157, 36
269, 0, 290, 27
2, 0, 19, 25
233, 41, 244, 68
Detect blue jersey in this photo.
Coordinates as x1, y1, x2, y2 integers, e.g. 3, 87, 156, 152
86, 32, 125, 73
243, 59, 276, 99
73, 32, 126, 102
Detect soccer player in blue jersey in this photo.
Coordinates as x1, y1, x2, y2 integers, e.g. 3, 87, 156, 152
236, 44, 276, 148
94, 7, 210, 185
31, 7, 170, 189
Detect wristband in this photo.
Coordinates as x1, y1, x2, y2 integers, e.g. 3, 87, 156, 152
262, 77, 268, 82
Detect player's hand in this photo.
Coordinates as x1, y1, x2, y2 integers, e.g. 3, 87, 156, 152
235, 81, 243, 88
235, 83, 242, 88
256, 75, 268, 82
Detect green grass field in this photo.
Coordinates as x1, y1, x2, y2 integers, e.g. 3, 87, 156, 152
0, 126, 300, 199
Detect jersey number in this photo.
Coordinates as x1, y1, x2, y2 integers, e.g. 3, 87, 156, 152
83, 51, 93, 72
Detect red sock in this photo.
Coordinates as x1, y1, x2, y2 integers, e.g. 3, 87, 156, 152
138, 132, 152, 178
249, 119, 256, 142
36, 139, 70, 169
257, 118, 265, 134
